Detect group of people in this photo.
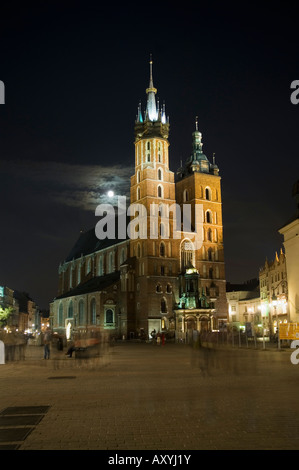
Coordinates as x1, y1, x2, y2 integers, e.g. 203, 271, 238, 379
150, 329, 166, 345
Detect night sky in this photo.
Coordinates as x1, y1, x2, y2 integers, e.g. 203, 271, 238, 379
0, 1, 298, 310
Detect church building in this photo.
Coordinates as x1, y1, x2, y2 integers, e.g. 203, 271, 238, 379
50, 60, 228, 340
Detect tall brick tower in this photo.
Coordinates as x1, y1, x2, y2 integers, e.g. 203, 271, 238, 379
175, 118, 227, 331
130, 57, 180, 335
129, 58, 227, 338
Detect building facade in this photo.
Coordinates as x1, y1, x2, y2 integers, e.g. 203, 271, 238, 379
226, 280, 261, 335
51, 60, 228, 340
278, 181, 299, 324
259, 249, 289, 334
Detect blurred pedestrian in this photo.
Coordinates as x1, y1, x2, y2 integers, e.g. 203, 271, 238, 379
65, 341, 75, 358
43, 328, 51, 359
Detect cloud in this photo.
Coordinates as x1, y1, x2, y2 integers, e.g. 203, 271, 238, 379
1, 159, 134, 211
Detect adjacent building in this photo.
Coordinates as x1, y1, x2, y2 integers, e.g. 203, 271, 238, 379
259, 249, 288, 334
226, 280, 262, 335
279, 181, 299, 324
0, 286, 39, 332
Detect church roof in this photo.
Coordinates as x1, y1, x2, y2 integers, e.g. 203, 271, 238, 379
55, 271, 120, 300
65, 222, 129, 263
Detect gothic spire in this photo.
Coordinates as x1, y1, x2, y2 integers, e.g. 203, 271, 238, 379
134, 56, 169, 141
146, 54, 158, 122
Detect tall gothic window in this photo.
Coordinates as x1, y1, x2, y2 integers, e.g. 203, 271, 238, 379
68, 300, 73, 318
146, 141, 151, 162
90, 298, 96, 325
158, 142, 162, 162
78, 300, 85, 325
58, 303, 64, 327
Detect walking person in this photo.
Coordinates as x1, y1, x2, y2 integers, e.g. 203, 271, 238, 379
43, 328, 51, 359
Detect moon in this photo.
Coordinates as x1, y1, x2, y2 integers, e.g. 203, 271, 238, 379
107, 190, 114, 198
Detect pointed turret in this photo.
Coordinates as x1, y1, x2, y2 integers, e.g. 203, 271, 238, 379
136, 101, 143, 124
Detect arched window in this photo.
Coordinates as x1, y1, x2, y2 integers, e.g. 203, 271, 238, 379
68, 300, 73, 318
183, 189, 189, 202
146, 141, 151, 162
158, 168, 162, 181
137, 186, 141, 200
205, 187, 212, 200
166, 284, 172, 293
105, 309, 114, 325
206, 210, 212, 224
137, 170, 140, 183
90, 298, 96, 325
137, 243, 141, 258
156, 283, 162, 293
207, 228, 212, 242
78, 300, 85, 325
77, 265, 81, 285
158, 185, 163, 198
208, 248, 213, 261
58, 303, 64, 327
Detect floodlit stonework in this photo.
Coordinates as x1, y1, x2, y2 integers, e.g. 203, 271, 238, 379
50, 60, 228, 340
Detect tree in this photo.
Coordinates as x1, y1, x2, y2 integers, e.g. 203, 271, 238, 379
0, 306, 13, 327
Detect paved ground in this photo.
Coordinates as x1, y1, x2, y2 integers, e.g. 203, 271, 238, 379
0, 340, 298, 451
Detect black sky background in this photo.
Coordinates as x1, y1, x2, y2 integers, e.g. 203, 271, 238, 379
0, 0, 298, 309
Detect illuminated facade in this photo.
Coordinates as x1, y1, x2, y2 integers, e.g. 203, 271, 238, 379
278, 181, 299, 324
259, 249, 289, 334
51, 60, 228, 339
